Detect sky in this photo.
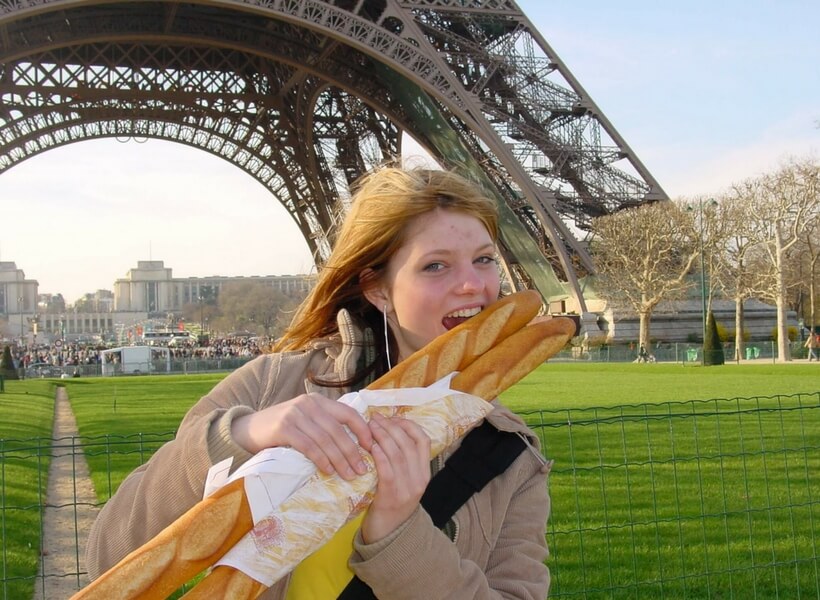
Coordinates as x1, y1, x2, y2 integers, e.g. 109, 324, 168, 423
0, 1, 817, 304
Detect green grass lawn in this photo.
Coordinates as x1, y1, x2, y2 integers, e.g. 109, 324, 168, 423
499, 362, 820, 411
501, 364, 820, 598
533, 392, 819, 598
61, 374, 225, 502
1, 365, 817, 599
0, 379, 56, 600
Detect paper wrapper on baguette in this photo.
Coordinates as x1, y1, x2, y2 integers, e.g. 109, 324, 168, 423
210, 375, 492, 586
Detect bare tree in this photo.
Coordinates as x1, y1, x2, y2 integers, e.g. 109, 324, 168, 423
181, 300, 220, 334
803, 221, 820, 334
787, 218, 820, 335
688, 195, 740, 359
742, 158, 819, 361
590, 201, 700, 348
711, 191, 761, 360
216, 281, 296, 337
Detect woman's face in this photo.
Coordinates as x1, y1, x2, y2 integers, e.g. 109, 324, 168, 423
372, 208, 501, 361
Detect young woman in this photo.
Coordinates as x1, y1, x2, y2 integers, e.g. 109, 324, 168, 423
86, 167, 551, 599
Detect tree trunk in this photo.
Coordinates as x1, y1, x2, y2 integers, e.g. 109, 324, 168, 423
774, 227, 792, 362
638, 310, 651, 351
734, 296, 745, 362
776, 294, 791, 361
810, 266, 817, 336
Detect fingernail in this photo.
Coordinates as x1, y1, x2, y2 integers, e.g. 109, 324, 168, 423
356, 461, 367, 473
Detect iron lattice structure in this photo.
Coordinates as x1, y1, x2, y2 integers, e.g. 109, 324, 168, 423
0, 0, 668, 313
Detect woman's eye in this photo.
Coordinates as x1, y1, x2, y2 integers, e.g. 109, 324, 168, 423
476, 255, 497, 265
423, 262, 445, 272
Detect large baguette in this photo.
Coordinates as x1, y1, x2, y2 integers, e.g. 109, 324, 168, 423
181, 316, 575, 600
451, 316, 576, 400
71, 478, 253, 600
72, 291, 544, 600
369, 290, 542, 388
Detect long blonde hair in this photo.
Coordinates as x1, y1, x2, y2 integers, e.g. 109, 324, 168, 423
274, 166, 498, 378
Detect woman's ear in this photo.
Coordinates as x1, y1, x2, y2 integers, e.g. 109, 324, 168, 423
360, 268, 391, 312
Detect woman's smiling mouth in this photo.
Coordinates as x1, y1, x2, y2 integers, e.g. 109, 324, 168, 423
442, 306, 482, 330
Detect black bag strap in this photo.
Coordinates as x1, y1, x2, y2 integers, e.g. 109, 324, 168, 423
338, 420, 527, 599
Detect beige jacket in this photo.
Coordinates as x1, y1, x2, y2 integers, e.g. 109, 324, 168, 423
86, 317, 551, 599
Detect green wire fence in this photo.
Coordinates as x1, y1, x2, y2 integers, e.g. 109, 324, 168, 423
1, 393, 818, 599
527, 392, 819, 599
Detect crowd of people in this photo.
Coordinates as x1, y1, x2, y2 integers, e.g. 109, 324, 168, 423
6, 334, 270, 373
164, 335, 270, 360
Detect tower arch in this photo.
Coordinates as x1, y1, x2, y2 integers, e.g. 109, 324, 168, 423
1, 0, 668, 315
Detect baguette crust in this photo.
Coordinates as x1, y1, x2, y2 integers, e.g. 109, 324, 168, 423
73, 291, 565, 600
72, 478, 253, 600
451, 317, 576, 400
369, 290, 541, 389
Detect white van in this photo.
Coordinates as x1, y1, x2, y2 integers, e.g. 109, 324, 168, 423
100, 346, 171, 376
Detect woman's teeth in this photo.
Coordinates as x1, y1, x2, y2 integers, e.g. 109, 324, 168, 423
444, 307, 482, 319
441, 307, 482, 330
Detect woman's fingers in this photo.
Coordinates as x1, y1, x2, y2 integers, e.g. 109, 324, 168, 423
292, 396, 372, 478
234, 393, 372, 480
290, 401, 370, 478
323, 399, 374, 452
369, 414, 430, 497
361, 414, 432, 543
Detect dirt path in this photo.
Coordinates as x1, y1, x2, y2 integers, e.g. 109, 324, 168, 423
32, 387, 100, 600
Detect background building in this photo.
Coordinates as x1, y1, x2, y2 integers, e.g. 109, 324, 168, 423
1, 259, 313, 344
112, 260, 311, 314
0, 262, 37, 314
0, 262, 37, 342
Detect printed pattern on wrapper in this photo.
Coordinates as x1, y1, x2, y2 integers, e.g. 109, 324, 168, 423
210, 378, 493, 587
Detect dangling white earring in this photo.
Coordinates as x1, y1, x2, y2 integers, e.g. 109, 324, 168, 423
383, 304, 393, 370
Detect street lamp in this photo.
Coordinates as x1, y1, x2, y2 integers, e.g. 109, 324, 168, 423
689, 198, 717, 365
697, 205, 707, 365
17, 296, 24, 346
198, 295, 204, 335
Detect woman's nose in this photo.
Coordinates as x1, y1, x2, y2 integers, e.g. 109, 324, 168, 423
459, 266, 484, 293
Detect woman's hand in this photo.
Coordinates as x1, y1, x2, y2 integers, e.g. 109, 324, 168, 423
231, 393, 373, 480
361, 413, 431, 544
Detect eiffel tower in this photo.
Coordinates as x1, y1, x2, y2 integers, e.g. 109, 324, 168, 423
0, 0, 667, 329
